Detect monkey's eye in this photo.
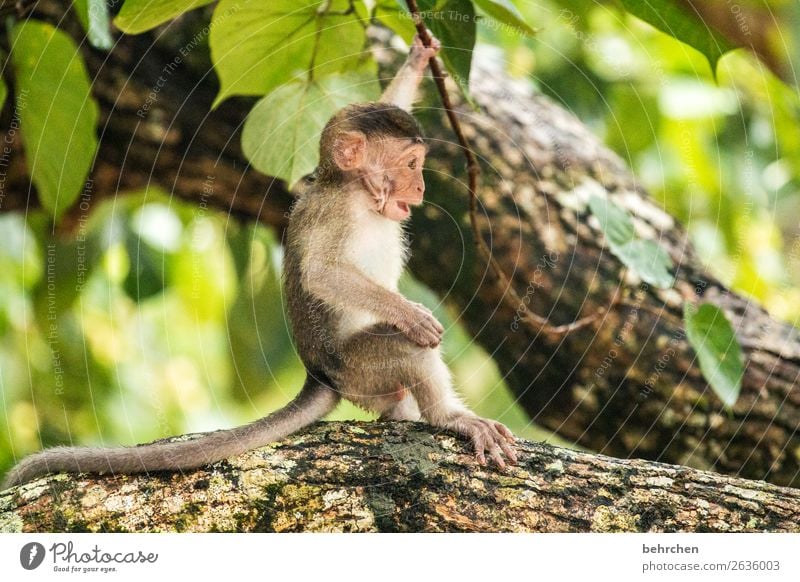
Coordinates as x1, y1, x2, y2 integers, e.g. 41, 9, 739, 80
408, 159, 417, 170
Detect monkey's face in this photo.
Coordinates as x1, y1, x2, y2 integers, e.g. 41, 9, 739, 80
375, 140, 427, 222
332, 131, 427, 222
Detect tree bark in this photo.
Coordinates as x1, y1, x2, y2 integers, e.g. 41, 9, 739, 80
2, 7, 799, 487
1, 422, 798, 533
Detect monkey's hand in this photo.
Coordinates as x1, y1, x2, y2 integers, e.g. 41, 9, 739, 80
395, 301, 444, 348
409, 33, 441, 71
447, 414, 518, 469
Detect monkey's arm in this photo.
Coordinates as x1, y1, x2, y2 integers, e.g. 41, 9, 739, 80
305, 261, 443, 348
379, 34, 441, 112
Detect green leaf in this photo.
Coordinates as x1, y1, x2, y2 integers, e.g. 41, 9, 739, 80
473, 0, 535, 36
123, 229, 168, 302
242, 73, 380, 187
614, 239, 675, 288
210, 0, 369, 106
115, 0, 215, 34
418, 0, 476, 98
588, 195, 635, 247
11, 20, 99, 220
619, 0, 733, 75
371, 0, 417, 43
588, 195, 674, 289
75, 0, 114, 50
684, 303, 744, 409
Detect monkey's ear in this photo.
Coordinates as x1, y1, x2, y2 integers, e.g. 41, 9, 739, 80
332, 131, 367, 170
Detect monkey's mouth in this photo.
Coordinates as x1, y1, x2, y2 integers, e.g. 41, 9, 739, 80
396, 201, 410, 215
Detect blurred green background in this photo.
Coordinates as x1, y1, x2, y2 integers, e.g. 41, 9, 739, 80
2, 0, 800, 475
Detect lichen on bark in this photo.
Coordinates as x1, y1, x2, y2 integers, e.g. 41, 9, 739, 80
2, 422, 799, 533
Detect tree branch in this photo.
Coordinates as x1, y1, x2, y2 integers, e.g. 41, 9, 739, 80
2, 422, 798, 532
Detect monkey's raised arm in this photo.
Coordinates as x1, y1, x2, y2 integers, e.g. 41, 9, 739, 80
379, 34, 441, 112
304, 261, 443, 348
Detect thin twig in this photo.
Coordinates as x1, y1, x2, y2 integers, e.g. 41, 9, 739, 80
404, 0, 605, 336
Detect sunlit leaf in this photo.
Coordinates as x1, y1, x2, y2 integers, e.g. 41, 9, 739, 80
11, 21, 99, 219
684, 302, 744, 408
242, 73, 380, 187
115, 0, 215, 34
371, 0, 416, 43
473, 0, 535, 36
210, 0, 369, 106
75, 0, 114, 49
619, 0, 733, 74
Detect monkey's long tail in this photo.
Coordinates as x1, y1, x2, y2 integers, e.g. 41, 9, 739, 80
2, 375, 340, 489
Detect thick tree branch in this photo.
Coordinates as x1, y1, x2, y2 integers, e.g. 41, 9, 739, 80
1, 422, 798, 533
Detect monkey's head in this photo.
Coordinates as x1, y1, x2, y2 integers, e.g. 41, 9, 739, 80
318, 103, 428, 222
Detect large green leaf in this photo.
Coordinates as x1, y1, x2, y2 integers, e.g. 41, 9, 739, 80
588, 195, 674, 288
75, 0, 114, 49
418, 0, 476, 98
115, 0, 215, 34
619, 0, 733, 74
242, 73, 380, 187
11, 21, 99, 220
473, 0, 535, 36
684, 303, 744, 409
210, 0, 369, 106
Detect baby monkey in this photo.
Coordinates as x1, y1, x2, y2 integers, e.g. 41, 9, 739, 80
2, 35, 516, 490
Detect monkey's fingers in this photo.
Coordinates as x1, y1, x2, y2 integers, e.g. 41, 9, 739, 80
428, 35, 442, 55
400, 322, 440, 348
494, 421, 517, 444
410, 32, 441, 63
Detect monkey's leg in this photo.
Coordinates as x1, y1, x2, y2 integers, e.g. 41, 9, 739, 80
336, 326, 516, 467
2, 374, 339, 489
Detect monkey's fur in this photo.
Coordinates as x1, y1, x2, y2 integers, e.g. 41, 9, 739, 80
2, 36, 516, 490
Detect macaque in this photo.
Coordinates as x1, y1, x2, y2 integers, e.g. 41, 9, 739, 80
2, 34, 515, 490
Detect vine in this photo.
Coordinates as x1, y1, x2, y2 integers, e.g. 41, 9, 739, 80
404, 0, 608, 336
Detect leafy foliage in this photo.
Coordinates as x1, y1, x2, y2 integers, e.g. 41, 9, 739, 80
684, 303, 744, 408
210, 0, 370, 106
115, 0, 215, 34
473, 0, 534, 36
10, 20, 99, 219
619, 0, 732, 75
242, 74, 380, 187
418, 0, 477, 97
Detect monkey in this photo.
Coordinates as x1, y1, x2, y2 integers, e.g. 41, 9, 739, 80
2, 34, 516, 490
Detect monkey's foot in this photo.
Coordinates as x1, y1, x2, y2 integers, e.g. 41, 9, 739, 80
447, 415, 518, 469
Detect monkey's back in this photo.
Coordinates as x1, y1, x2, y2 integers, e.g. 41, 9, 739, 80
283, 186, 350, 376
